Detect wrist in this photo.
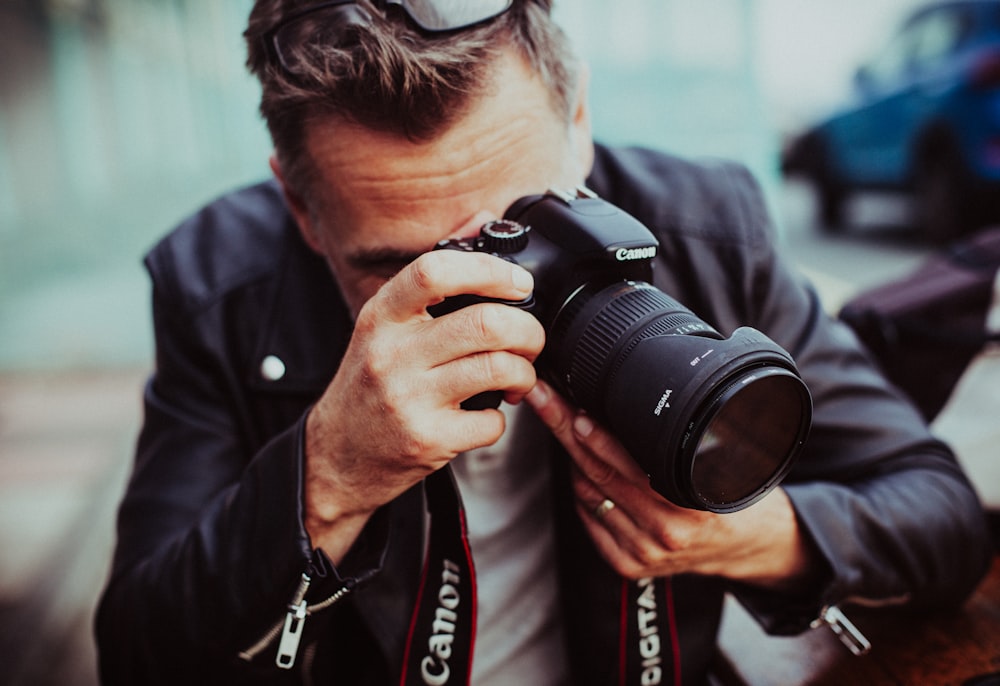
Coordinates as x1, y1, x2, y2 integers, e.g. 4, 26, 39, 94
302, 405, 376, 564
715, 488, 823, 592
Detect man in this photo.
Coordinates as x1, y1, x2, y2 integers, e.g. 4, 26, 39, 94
95, 1, 992, 684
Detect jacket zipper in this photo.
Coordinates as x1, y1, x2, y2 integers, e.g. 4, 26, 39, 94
811, 604, 871, 656
238, 572, 355, 669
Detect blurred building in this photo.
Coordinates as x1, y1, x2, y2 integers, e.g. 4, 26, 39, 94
0, 0, 268, 370
559, 0, 772, 175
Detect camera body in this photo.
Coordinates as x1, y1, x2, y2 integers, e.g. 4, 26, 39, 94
432, 189, 812, 512
432, 188, 658, 326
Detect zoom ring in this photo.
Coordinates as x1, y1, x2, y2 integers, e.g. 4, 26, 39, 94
568, 284, 698, 410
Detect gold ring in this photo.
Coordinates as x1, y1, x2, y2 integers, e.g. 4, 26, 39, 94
594, 498, 616, 519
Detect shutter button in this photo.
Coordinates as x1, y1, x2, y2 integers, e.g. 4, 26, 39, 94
260, 355, 286, 381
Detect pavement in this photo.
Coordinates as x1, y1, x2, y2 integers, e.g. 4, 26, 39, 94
0, 368, 147, 686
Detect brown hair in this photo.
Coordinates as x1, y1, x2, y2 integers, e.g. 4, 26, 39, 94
245, 1, 578, 194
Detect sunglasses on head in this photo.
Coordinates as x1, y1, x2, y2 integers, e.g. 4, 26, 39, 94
265, 0, 515, 76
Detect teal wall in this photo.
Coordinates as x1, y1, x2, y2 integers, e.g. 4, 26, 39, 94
0, 0, 270, 369
0, 0, 776, 371
558, 0, 774, 178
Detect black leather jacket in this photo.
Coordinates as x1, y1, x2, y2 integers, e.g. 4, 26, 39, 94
95, 145, 992, 685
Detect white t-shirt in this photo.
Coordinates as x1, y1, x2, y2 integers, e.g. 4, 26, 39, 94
450, 402, 570, 685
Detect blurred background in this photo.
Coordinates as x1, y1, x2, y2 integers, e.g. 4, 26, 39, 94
0, 0, 978, 683
0, 0, 939, 372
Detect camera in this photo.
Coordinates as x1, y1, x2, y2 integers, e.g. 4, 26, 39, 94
431, 188, 812, 513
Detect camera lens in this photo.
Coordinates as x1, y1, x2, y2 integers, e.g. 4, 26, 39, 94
545, 280, 811, 512
687, 366, 811, 511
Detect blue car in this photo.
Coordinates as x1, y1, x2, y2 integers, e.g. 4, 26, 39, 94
783, 0, 1000, 242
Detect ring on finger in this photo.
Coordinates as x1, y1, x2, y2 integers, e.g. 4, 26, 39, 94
594, 498, 616, 519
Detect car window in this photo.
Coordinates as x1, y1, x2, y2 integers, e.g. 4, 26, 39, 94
864, 24, 916, 84
910, 7, 973, 70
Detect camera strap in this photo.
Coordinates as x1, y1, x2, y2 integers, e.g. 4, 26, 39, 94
619, 576, 681, 686
399, 466, 477, 686
398, 464, 681, 686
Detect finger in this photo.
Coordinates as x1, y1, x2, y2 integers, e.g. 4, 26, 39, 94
528, 383, 646, 494
571, 464, 659, 550
376, 250, 534, 321
526, 381, 639, 478
524, 379, 577, 443
527, 380, 691, 539
390, 402, 511, 464
527, 381, 651, 510
572, 496, 647, 578
436, 406, 510, 454
428, 350, 539, 409
572, 473, 689, 579
570, 414, 651, 485
527, 390, 629, 501
571, 446, 706, 557
423, 302, 545, 367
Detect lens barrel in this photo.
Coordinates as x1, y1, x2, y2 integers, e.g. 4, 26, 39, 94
546, 280, 811, 512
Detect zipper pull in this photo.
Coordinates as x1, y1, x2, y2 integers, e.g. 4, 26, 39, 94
811, 604, 871, 656
276, 573, 312, 669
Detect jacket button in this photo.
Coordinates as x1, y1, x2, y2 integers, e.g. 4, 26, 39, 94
260, 355, 286, 381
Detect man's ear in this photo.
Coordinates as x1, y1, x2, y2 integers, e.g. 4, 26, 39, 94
569, 61, 595, 179
270, 155, 324, 253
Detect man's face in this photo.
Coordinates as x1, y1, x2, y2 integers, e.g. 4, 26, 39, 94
284, 49, 593, 318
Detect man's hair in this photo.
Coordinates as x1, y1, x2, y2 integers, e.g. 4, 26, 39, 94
245, 0, 579, 194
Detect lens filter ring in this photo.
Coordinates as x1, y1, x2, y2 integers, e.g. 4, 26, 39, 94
683, 363, 812, 512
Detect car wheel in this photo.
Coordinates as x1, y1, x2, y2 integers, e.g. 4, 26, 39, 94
913, 145, 972, 244
807, 135, 846, 231
816, 176, 847, 230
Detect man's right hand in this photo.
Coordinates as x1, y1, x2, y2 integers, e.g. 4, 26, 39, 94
302, 248, 544, 562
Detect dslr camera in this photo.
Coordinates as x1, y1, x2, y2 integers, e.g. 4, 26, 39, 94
431, 188, 811, 513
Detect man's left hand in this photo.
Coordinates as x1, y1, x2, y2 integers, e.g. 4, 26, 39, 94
525, 380, 820, 592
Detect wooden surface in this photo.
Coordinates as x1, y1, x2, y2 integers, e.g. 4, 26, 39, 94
716, 555, 1000, 685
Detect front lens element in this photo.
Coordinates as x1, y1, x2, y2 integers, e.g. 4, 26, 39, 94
690, 369, 810, 511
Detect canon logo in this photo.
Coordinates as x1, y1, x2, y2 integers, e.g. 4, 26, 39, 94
615, 246, 657, 261
421, 559, 462, 686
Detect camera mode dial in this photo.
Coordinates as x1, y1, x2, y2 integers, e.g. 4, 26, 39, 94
480, 219, 529, 254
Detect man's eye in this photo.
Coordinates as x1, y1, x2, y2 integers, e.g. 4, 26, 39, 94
349, 250, 423, 280
370, 261, 413, 280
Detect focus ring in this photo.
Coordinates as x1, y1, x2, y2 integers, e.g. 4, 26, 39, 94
567, 283, 700, 410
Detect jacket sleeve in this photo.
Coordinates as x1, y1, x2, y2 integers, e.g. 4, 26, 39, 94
94, 244, 388, 683
714, 163, 994, 633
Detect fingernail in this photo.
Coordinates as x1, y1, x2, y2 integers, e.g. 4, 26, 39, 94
526, 382, 548, 408
511, 266, 533, 293
574, 414, 594, 438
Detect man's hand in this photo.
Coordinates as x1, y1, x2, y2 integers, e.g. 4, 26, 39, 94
526, 379, 820, 592
304, 249, 545, 563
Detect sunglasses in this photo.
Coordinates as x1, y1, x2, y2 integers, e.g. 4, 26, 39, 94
265, 0, 515, 76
